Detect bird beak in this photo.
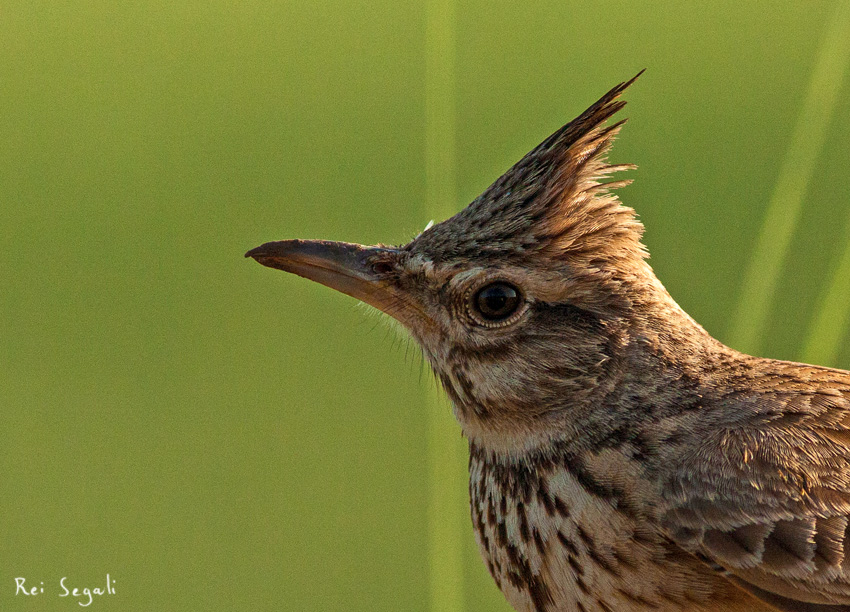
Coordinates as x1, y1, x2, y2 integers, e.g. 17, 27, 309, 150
245, 239, 421, 325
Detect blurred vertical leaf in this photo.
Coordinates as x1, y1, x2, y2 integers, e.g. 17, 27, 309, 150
728, 0, 850, 356
803, 212, 850, 366
425, 1, 467, 612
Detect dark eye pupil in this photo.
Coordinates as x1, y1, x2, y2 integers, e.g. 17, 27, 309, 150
475, 283, 520, 321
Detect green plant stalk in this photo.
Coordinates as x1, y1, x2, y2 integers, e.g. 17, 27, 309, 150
728, 0, 850, 356
802, 211, 850, 366
425, 1, 467, 611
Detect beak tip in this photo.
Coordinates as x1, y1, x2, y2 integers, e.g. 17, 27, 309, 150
245, 244, 271, 260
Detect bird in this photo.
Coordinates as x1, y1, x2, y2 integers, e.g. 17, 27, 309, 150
246, 73, 850, 612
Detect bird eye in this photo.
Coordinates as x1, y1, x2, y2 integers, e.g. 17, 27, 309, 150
472, 282, 522, 323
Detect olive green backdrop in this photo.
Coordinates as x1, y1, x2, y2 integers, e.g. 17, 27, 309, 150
2, 1, 850, 611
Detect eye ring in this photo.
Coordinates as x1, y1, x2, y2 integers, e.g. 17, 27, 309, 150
467, 281, 525, 327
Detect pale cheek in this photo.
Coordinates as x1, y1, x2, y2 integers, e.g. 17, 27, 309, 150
474, 362, 554, 416
476, 364, 523, 402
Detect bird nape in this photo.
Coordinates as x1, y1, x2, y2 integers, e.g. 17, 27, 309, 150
247, 73, 850, 612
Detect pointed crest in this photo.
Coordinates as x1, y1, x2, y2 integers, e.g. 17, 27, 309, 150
411, 72, 646, 269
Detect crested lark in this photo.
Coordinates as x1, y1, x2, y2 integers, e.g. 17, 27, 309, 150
247, 74, 850, 611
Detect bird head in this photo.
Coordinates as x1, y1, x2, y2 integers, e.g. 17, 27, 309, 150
247, 73, 682, 456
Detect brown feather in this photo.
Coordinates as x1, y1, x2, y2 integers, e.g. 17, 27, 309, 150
250, 72, 850, 611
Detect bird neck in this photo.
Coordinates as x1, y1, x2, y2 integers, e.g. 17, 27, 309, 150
451, 276, 728, 464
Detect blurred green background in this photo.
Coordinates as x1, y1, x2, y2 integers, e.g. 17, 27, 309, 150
2, 1, 850, 611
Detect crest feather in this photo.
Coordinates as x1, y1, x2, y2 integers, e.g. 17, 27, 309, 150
412, 72, 646, 267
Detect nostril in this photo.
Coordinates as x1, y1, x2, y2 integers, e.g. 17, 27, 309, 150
371, 261, 394, 275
